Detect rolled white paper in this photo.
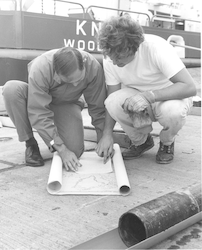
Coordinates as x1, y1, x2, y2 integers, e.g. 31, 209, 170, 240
47, 152, 63, 192
47, 144, 131, 196
112, 144, 131, 196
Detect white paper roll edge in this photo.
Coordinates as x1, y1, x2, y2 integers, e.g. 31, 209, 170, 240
113, 144, 131, 196
47, 152, 63, 193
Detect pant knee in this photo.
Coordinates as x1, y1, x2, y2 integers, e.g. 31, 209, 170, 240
105, 88, 140, 115
105, 94, 115, 114
157, 101, 188, 128
3, 81, 15, 99
105, 92, 123, 116
75, 146, 84, 158
3, 80, 28, 101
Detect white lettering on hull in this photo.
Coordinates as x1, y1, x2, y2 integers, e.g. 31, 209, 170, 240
63, 20, 102, 52
64, 39, 101, 51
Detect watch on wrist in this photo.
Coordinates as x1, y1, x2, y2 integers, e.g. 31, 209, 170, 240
49, 140, 56, 153
49, 139, 64, 153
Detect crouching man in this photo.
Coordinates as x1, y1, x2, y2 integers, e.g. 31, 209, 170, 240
96, 16, 196, 164
3, 47, 107, 171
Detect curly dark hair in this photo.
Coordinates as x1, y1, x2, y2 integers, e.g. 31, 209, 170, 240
98, 15, 144, 60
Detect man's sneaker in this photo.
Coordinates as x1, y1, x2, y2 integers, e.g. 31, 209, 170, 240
156, 141, 174, 164
122, 134, 154, 160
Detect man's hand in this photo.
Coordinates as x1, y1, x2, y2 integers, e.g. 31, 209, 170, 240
122, 91, 155, 113
56, 144, 82, 172
129, 110, 152, 128
95, 133, 114, 164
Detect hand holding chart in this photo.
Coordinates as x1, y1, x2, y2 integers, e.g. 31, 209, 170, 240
47, 144, 131, 196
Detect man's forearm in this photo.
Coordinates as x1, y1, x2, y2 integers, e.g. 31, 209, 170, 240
103, 110, 116, 136
153, 81, 196, 102
153, 68, 197, 102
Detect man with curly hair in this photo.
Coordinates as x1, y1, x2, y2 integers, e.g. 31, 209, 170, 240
96, 15, 196, 164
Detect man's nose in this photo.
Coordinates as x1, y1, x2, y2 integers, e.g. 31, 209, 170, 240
73, 82, 79, 87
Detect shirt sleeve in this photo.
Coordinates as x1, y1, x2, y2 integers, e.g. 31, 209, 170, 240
27, 58, 64, 148
103, 58, 121, 86
151, 39, 185, 79
83, 56, 107, 133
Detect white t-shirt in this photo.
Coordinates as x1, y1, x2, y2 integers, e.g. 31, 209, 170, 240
103, 34, 185, 92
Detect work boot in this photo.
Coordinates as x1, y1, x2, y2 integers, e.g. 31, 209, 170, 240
122, 134, 154, 160
156, 141, 174, 164
25, 144, 44, 167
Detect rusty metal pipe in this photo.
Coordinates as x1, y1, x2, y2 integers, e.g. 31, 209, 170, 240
118, 183, 202, 247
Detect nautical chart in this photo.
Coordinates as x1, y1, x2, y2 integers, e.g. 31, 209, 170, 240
47, 144, 131, 196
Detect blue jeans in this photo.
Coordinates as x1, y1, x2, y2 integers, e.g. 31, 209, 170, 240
105, 88, 193, 146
